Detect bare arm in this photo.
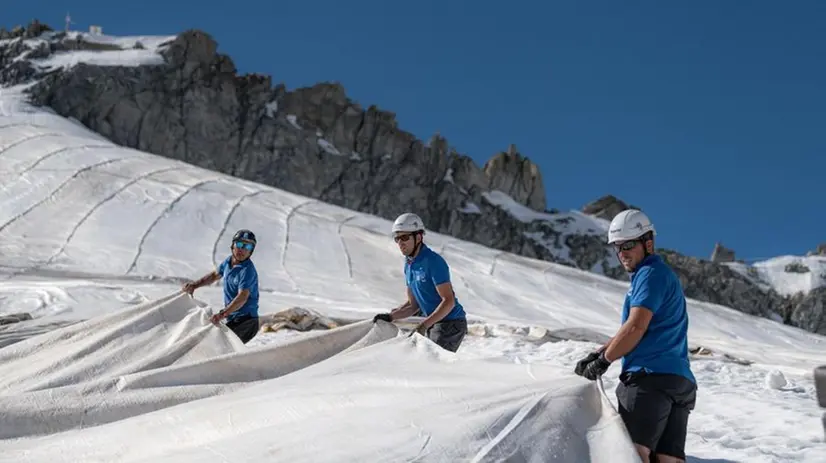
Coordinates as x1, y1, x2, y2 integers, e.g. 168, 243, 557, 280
388, 287, 420, 321
196, 270, 221, 287
597, 337, 614, 353
603, 307, 653, 362
184, 270, 221, 294
420, 282, 455, 329
217, 288, 250, 319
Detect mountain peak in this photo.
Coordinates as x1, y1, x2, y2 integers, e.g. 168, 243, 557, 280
581, 194, 634, 221
482, 145, 546, 212
0, 19, 52, 40
710, 242, 737, 263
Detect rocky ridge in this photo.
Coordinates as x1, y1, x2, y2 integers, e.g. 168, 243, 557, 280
1, 23, 625, 280
1, 21, 824, 335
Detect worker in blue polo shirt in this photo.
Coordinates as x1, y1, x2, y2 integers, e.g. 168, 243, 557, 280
372, 212, 468, 352
574, 209, 697, 463
182, 229, 261, 344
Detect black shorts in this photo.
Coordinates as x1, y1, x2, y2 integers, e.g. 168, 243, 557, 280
426, 318, 467, 352
225, 315, 260, 344
615, 370, 697, 459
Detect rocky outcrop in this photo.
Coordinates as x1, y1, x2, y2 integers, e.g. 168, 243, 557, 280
581, 195, 641, 221
790, 287, 826, 334
2, 22, 824, 335
0, 20, 51, 40
710, 243, 736, 263
658, 250, 826, 335
0, 24, 124, 87
658, 250, 786, 319
785, 261, 811, 274
809, 243, 826, 257
483, 145, 546, 211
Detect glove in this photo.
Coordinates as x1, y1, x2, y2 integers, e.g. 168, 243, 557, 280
373, 313, 393, 323
581, 352, 612, 381
574, 351, 600, 376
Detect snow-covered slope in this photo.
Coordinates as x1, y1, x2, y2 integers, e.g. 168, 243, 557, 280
0, 35, 825, 461
481, 190, 616, 273
725, 256, 826, 297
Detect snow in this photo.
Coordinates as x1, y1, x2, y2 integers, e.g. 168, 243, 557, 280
725, 255, 826, 297
265, 100, 278, 117
444, 167, 454, 182
460, 201, 482, 214
481, 190, 609, 234
10, 31, 172, 71
482, 190, 551, 222
766, 369, 789, 390
72, 32, 175, 51
32, 48, 165, 70
286, 114, 302, 129
317, 138, 342, 156
0, 53, 825, 461
480, 189, 617, 271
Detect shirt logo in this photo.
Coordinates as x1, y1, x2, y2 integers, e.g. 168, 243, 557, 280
411, 270, 427, 283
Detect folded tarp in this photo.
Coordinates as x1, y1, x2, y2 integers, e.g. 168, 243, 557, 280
0, 292, 638, 462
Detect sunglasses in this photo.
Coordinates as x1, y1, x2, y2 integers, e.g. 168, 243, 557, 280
613, 239, 641, 252
234, 241, 254, 251
393, 233, 414, 243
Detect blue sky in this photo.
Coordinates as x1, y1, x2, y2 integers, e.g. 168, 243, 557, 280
7, 1, 825, 261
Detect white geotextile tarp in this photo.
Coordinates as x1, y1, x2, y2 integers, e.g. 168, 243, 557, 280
0, 292, 639, 462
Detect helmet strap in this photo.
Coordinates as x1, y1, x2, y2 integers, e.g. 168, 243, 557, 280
411, 232, 424, 257
642, 231, 654, 258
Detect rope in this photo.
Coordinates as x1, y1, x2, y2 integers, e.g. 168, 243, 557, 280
597, 376, 618, 413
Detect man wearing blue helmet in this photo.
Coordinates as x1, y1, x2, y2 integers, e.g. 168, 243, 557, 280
183, 229, 260, 344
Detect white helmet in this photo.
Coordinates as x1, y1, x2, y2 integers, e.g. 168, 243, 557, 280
391, 212, 425, 235
607, 209, 656, 244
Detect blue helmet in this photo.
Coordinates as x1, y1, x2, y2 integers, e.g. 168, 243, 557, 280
232, 229, 257, 245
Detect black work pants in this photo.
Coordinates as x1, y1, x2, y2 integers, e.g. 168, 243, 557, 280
426, 318, 467, 352
615, 370, 697, 460
225, 315, 260, 344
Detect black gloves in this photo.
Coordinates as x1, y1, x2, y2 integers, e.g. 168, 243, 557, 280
574, 351, 612, 381
574, 351, 600, 376
373, 313, 393, 323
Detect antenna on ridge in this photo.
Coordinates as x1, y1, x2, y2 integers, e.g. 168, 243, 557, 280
64, 12, 74, 33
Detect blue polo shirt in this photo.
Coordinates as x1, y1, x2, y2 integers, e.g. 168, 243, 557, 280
621, 254, 695, 384
217, 256, 259, 321
404, 245, 466, 321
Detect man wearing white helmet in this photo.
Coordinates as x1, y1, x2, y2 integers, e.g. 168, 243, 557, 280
574, 209, 697, 463
372, 212, 468, 352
